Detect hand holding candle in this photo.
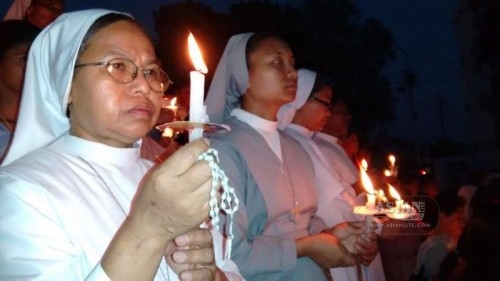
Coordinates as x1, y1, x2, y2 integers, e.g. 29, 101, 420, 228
188, 33, 208, 142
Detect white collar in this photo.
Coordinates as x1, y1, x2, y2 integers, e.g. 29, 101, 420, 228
231, 108, 278, 133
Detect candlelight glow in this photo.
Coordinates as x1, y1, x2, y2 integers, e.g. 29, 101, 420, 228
360, 165, 375, 194
388, 184, 401, 200
162, 128, 174, 138
384, 169, 392, 177
169, 97, 177, 107
388, 154, 396, 165
188, 33, 208, 74
361, 159, 368, 171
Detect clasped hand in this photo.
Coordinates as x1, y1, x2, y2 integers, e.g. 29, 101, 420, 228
300, 221, 379, 268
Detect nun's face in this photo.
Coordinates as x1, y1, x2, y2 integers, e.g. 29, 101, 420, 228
69, 20, 163, 148
294, 85, 332, 132
245, 37, 297, 117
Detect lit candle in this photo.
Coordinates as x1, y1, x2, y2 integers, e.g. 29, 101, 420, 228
388, 154, 397, 176
188, 33, 208, 142
166, 97, 178, 119
384, 169, 392, 177
389, 184, 404, 213
162, 127, 174, 138
359, 163, 376, 231
360, 160, 376, 210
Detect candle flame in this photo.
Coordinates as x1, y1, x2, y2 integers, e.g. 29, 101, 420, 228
360, 167, 375, 194
361, 159, 368, 171
162, 128, 174, 138
384, 169, 392, 177
388, 184, 401, 200
188, 33, 208, 74
388, 154, 396, 165
169, 97, 177, 107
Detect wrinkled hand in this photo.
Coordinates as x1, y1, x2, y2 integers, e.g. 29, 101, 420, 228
297, 232, 357, 268
328, 221, 366, 255
131, 138, 213, 240
165, 228, 217, 281
353, 232, 379, 265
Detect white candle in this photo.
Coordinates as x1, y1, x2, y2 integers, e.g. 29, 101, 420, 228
188, 33, 208, 142
189, 71, 204, 141
366, 193, 376, 210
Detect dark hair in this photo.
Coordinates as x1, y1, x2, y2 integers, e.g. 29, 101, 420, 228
0, 20, 40, 60
435, 192, 466, 217
77, 13, 146, 60
309, 73, 333, 99
245, 31, 287, 69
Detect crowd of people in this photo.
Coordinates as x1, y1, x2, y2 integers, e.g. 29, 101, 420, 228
0, 2, 498, 281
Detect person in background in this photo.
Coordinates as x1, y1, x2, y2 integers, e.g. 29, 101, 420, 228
438, 179, 500, 281
0, 9, 242, 281
313, 95, 359, 187
0, 19, 40, 162
413, 192, 466, 281
205, 32, 368, 281
277, 68, 384, 281
3, 0, 63, 29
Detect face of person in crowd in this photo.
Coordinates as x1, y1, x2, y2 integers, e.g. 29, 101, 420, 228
25, 0, 63, 28
341, 133, 359, 156
441, 207, 466, 242
245, 36, 297, 115
69, 20, 164, 148
294, 85, 332, 132
323, 101, 351, 137
0, 43, 30, 98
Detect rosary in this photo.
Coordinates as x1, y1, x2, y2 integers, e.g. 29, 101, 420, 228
196, 148, 239, 260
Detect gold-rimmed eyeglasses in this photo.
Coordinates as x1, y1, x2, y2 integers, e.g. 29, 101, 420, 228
75, 57, 173, 93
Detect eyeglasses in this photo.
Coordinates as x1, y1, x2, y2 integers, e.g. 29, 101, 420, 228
75, 58, 173, 93
309, 95, 331, 109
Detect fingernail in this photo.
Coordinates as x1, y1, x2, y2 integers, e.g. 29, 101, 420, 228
175, 233, 190, 245
173, 251, 187, 262
181, 271, 192, 281
202, 137, 210, 146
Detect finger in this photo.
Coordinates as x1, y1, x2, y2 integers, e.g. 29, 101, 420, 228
158, 138, 210, 177
175, 228, 213, 248
172, 247, 215, 265
341, 253, 357, 267
179, 267, 215, 281
177, 162, 213, 195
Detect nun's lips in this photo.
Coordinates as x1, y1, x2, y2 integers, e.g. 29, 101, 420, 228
285, 83, 297, 91
128, 104, 154, 118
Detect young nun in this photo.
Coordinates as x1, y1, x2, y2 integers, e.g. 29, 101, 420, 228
277, 68, 385, 281
0, 9, 242, 281
205, 32, 371, 281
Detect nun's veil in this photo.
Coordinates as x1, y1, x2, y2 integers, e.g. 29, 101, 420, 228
1, 9, 129, 166
205, 33, 253, 125
277, 68, 317, 130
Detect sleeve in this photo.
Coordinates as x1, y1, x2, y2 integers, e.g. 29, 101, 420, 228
211, 229, 245, 281
308, 214, 327, 234
422, 241, 450, 277
210, 139, 297, 281
0, 173, 109, 281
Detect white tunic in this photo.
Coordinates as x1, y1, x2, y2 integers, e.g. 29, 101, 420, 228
0, 134, 242, 281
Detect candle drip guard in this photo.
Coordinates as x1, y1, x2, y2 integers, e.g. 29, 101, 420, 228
156, 121, 230, 134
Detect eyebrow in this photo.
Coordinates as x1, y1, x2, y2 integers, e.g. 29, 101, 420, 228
104, 50, 160, 66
